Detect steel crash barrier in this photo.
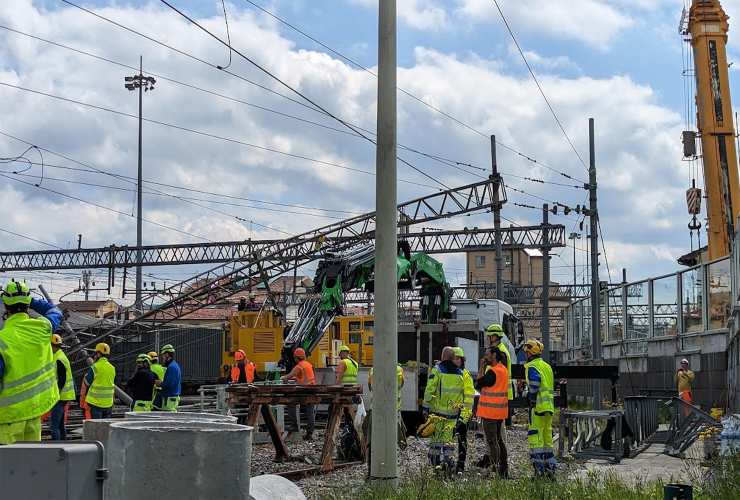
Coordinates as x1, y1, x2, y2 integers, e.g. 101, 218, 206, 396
665, 397, 721, 457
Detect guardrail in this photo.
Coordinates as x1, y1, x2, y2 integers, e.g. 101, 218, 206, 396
564, 256, 732, 354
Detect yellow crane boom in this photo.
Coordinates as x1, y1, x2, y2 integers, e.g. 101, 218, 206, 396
689, 0, 740, 261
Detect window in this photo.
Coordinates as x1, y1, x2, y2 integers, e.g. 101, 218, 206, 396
349, 321, 362, 332
364, 321, 374, 332
475, 255, 486, 268
349, 332, 362, 345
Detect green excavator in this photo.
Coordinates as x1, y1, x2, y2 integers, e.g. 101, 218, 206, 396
280, 241, 451, 370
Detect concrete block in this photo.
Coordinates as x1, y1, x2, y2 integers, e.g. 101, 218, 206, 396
106, 420, 252, 500
250, 474, 306, 500
82, 418, 120, 462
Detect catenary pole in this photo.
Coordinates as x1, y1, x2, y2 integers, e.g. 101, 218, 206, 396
370, 0, 399, 486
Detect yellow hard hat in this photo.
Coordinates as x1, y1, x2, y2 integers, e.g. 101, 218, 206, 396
339, 345, 351, 353
485, 323, 504, 337
95, 342, 111, 355
452, 346, 465, 358
523, 339, 543, 356
51, 334, 63, 346
148, 351, 158, 360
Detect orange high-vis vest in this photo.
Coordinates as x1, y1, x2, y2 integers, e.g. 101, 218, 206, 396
230, 362, 256, 383
295, 360, 316, 385
477, 363, 508, 420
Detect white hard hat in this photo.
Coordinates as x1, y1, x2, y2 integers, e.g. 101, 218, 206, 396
681, 358, 689, 365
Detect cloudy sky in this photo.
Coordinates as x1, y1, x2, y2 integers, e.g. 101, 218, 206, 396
0, 0, 735, 300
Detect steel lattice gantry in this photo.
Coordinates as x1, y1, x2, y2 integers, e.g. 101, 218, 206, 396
48, 178, 565, 358
63, 180, 490, 353
0, 226, 564, 272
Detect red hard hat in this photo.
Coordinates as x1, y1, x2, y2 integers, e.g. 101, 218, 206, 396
294, 348, 306, 359
235, 349, 246, 361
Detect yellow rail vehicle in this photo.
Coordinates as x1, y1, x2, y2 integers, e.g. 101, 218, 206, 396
223, 310, 373, 373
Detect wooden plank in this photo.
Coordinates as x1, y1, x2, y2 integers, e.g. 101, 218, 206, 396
320, 404, 342, 473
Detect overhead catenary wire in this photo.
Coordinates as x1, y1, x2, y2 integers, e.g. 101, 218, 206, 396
58, 0, 583, 185
157, 0, 451, 190
239, 0, 584, 183
0, 130, 360, 216
0, 172, 217, 242
0, 226, 63, 250
0, 81, 439, 190
0, 169, 348, 221
0, 24, 485, 180
491, 0, 589, 172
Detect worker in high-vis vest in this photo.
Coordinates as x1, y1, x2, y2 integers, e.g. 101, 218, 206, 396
51, 333, 75, 440
476, 346, 509, 478
281, 347, 316, 441
126, 354, 158, 412
422, 346, 474, 473
523, 339, 557, 477
230, 349, 256, 384
452, 346, 475, 472
335, 345, 358, 385
0, 280, 62, 444
148, 351, 166, 381
485, 323, 514, 403
153, 344, 181, 411
80, 342, 116, 419
365, 363, 406, 456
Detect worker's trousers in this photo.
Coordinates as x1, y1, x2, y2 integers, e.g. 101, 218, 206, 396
528, 410, 556, 475
50, 400, 68, 440
90, 405, 113, 420
455, 421, 468, 471
286, 404, 315, 434
427, 417, 456, 471
482, 418, 508, 477
0, 417, 41, 445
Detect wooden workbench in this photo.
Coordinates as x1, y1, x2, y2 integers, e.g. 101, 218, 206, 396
226, 383, 363, 472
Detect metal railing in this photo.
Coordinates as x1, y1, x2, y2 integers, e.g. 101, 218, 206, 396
564, 256, 732, 354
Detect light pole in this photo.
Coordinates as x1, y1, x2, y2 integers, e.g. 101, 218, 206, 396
568, 232, 581, 298
125, 56, 155, 313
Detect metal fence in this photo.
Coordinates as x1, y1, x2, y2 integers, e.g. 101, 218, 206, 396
564, 256, 732, 355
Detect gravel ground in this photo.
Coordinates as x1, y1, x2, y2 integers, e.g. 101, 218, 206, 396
249, 421, 578, 499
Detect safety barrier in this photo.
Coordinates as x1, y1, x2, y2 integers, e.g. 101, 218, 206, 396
624, 396, 659, 452
665, 397, 721, 457
558, 409, 624, 463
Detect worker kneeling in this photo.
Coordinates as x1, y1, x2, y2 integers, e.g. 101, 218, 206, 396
523, 339, 557, 478
153, 344, 181, 411
422, 347, 473, 474
127, 354, 158, 412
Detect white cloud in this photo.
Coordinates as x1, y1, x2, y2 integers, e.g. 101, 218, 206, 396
0, 0, 695, 297
455, 0, 633, 49
350, 0, 449, 31
508, 45, 582, 73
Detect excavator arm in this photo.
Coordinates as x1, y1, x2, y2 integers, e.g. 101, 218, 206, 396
280, 241, 451, 369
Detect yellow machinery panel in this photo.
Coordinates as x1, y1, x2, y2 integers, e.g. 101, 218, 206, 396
224, 311, 375, 373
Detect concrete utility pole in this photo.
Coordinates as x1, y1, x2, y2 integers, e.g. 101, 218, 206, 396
491, 135, 504, 301
588, 117, 602, 409
542, 204, 550, 363
370, 0, 398, 486
125, 56, 156, 313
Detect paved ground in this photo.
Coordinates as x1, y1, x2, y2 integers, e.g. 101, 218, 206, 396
573, 443, 705, 486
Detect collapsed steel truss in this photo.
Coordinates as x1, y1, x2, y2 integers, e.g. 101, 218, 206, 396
64, 179, 565, 356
